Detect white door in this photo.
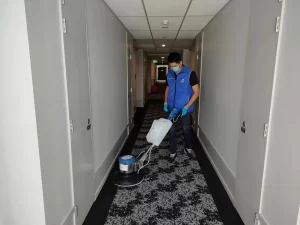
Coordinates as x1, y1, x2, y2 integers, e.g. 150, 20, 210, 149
126, 32, 132, 131
61, 0, 94, 224
193, 32, 204, 136
234, 0, 283, 224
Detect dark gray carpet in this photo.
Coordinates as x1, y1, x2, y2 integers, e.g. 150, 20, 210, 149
104, 104, 223, 225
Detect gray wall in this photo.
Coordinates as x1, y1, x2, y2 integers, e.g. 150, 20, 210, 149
24, 0, 74, 225
136, 49, 146, 107
132, 46, 137, 113
198, 0, 250, 197
86, 0, 129, 195
260, 0, 300, 224
0, 0, 46, 224
182, 49, 191, 68
1, 0, 133, 224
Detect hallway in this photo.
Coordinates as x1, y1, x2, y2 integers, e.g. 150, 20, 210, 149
83, 101, 243, 225
2, 0, 300, 225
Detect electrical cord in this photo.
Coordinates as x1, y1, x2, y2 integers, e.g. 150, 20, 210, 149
137, 144, 155, 174
136, 151, 145, 160
169, 109, 182, 123
171, 113, 182, 123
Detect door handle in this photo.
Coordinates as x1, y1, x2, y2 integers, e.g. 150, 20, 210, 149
87, 119, 91, 131
241, 127, 246, 134
241, 121, 246, 134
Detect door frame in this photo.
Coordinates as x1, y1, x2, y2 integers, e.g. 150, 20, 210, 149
60, 0, 95, 223
156, 65, 168, 82
197, 32, 204, 137
257, 0, 286, 220
126, 32, 132, 132
234, 0, 283, 224
193, 32, 204, 135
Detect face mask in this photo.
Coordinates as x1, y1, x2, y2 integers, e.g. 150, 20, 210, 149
172, 66, 180, 73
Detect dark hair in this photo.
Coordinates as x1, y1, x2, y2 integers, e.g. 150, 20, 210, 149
168, 52, 182, 63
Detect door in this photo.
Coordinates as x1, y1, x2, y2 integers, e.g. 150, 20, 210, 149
234, 0, 283, 224
61, 0, 94, 224
126, 32, 133, 131
193, 32, 203, 135
157, 67, 167, 80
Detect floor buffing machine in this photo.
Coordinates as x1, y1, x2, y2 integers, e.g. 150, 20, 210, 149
112, 109, 182, 187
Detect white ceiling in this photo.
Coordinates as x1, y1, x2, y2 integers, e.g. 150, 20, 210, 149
104, 0, 229, 54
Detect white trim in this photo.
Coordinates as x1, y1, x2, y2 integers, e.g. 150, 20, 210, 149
197, 31, 204, 137
297, 205, 300, 225
198, 126, 235, 203
60, 206, 75, 225
257, 213, 269, 225
58, 0, 75, 211
94, 126, 129, 199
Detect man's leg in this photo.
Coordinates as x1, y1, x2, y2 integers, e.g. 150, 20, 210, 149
181, 113, 193, 148
169, 122, 177, 153
181, 113, 196, 159
168, 122, 177, 162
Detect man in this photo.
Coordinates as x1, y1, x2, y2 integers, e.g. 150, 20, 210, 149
164, 52, 200, 163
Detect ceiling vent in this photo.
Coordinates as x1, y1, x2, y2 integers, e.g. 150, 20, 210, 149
162, 20, 169, 28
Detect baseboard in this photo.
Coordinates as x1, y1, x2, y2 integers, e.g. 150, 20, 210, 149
257, 213, 269, 225
94, 126, 129, 200
198, 127, 236, 202
60, 206, 75, 225
136, 100, 145, 107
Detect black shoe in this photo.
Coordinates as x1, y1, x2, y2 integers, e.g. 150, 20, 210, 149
184, 148, 196, 160
169, 153, 177, 163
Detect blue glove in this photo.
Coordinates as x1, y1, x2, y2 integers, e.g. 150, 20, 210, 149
168, 108, 180, 120
163, 103, 168, 112
181, 107, 188, 117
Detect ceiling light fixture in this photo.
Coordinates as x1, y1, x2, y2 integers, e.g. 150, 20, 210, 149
161, 57, 165, 59
162, 44, 166, 47
162, 20, 169, 29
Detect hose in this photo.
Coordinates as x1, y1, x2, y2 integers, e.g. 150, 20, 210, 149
137, 144, 155, 174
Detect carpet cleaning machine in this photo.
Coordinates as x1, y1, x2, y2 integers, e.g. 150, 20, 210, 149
113, 109, 182, 187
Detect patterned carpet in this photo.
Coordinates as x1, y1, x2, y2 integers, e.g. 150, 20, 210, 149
147, 93, 165, 101
105, 104, 223, 225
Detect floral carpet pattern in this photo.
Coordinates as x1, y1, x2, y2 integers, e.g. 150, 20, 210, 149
105, 104, 223, 225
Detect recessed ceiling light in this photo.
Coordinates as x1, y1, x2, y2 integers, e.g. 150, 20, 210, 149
162, 44, 166, 47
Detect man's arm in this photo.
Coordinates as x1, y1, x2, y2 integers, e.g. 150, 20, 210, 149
185, 84, 200, 109
164, 86, 169, 104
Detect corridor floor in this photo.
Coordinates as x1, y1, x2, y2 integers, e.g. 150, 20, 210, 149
105, 104, 222, 225
84, 101, 244, 225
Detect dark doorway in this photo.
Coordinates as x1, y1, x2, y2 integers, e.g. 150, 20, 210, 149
157, 67, 166, 80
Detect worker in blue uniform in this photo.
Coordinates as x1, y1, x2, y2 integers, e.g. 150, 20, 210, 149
164, 52, 200, 163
